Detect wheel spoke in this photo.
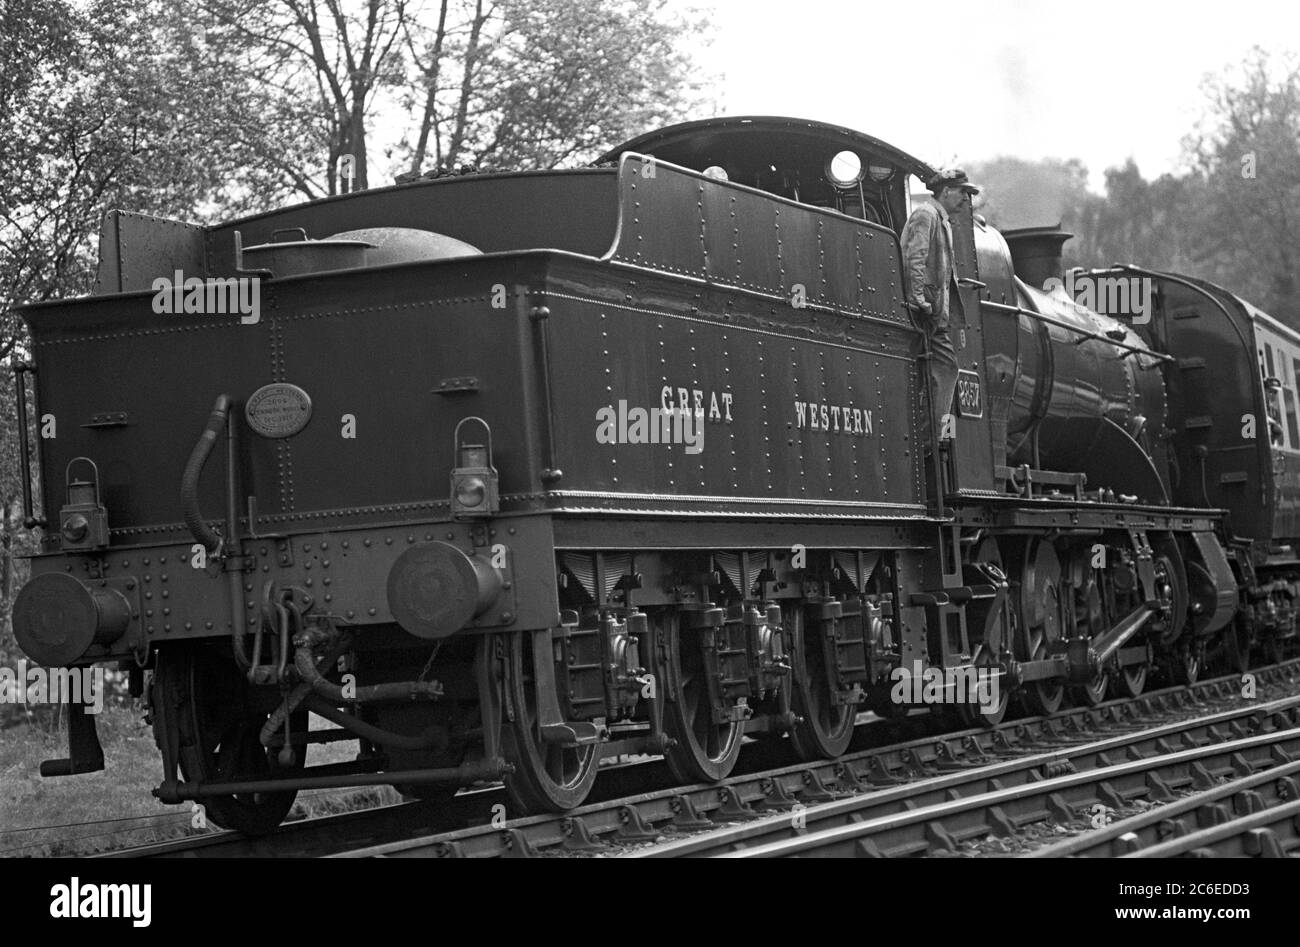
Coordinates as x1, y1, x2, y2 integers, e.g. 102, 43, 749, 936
655, 608, 744, 782
788, 603, 857, 758
499, 632, 599, 812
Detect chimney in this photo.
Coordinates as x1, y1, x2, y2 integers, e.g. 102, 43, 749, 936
1002, 225, 1074, 289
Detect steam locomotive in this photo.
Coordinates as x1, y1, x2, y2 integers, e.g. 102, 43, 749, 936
10, 116, 1296, 833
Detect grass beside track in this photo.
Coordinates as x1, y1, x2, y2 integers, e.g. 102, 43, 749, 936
0, 703, 399, 857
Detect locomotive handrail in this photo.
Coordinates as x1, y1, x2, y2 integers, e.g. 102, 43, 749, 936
11, 360, 47, 528
979, 299, 1175, 363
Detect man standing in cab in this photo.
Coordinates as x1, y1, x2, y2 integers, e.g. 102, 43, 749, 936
900, 168, 980, 450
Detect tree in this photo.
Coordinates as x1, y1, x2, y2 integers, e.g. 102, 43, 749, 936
0, 0, 320, 658
200, 0, 411, 196
400, 0, 713, 173
1, 0, 314, 348
0, 0, 714, 664
1067, 161, 1204, 276
193, 0, 713, 192
1185, 46, 1300, 324
966, 49, 1300, 321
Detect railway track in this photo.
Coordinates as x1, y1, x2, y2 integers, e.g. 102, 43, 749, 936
96, 757, 670, 859
100, 660, 1300, 859
629, 695, 1300, 857
679, 724, 1300, 858
332, 661, 1299, 859
1029, 757, 1300, 858
98, 793, 488, 860
1126, 797, 1300, 857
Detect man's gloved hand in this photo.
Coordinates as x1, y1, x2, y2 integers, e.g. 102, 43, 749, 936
907, 300, 933, 315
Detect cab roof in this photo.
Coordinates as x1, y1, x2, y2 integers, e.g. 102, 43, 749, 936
600, 116, 934, 233
599, 115, 933, 179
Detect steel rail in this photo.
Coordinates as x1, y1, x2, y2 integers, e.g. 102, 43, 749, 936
1125, 796, 1300, 858
100, 660, 1299, 859
98, 757, 665, 859
1027, 756, 1300, 857
628, 694, 1300, 857
335, 665, 1299, 859
709, 723, 1300, 859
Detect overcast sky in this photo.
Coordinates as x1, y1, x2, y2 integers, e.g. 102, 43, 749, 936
702, 0, 1297, 190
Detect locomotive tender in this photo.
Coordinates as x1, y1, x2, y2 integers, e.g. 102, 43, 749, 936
9, 116, 1295, 832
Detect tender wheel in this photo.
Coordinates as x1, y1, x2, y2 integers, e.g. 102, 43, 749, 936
500, 631, 599, 813
653, 607, 745, 782
788, 604, 857, 759
152, 643, 305, 835
1014, 537, 1065, 716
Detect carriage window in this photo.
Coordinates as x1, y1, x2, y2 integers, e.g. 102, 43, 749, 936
1289, 358, 1300, 448
1263, 345, 1284, 447
1286, 388, 1299, 448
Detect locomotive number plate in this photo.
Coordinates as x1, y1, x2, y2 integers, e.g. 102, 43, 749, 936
245, 383, 313, 438
955, 370, 983, 418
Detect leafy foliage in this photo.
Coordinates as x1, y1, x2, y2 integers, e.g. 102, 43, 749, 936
0, 0, 713, 663
399, 0, 713, 173
970, 47, 1300, 326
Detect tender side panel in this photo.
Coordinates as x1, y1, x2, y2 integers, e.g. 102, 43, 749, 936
612, 154, 905, 322
540, 269, 924, 515
25, 256, 547, 540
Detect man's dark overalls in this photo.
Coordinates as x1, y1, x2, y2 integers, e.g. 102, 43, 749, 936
900, 183, 969, 453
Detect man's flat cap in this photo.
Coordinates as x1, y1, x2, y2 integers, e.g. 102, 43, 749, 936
927, 168, 980, 195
